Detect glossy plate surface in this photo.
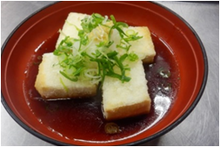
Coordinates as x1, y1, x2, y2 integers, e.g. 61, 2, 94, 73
1, 1, 208, 145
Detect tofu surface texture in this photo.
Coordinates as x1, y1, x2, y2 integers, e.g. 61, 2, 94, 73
35, 53, 97, 99
35, 12, 155, 120
56, 13, 88, 47
102, 60, 151, 120
111, 26, 155, 63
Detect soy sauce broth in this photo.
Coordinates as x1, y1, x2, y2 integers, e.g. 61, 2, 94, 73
23, 32, 180, 142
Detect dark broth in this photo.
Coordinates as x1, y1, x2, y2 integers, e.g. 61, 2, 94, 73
23, 32, 180, 142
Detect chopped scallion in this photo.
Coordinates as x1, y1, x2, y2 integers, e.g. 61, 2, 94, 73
53, 13, 143, 85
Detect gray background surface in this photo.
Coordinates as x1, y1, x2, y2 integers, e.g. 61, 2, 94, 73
1, 1, 219, 146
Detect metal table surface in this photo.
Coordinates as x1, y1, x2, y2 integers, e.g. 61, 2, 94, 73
1, 1, 219, 146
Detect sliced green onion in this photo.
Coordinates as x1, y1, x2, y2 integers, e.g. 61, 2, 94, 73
53, 13, 142, 85
59, 78, 68, 92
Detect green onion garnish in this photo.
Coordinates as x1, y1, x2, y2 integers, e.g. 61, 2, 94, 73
53, 13, 143, 85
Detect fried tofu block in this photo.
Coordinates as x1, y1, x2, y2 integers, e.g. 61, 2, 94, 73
34, 53, 97, 99
111, 26, 155, 63
55, 13, 88, 48
102, 60, 151, 120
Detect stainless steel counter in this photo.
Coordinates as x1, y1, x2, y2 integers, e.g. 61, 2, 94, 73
1, 1, 219, 146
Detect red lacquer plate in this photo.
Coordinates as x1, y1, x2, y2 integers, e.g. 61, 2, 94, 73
1, 1, 208, 145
